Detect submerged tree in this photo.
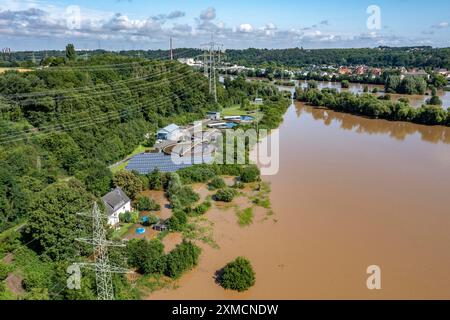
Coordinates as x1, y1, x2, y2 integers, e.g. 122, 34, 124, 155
219, 257, 255, 292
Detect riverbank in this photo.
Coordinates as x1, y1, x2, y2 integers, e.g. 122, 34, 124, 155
296, 87, 450, 127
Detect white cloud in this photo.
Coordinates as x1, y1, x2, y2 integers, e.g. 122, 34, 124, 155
237, 23, 254, 33
199, 7, 216, 21
433, 21, 449, 29
0, 3, 446, 50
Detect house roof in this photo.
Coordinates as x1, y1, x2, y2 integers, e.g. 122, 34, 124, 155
102, 187, 131, 216
158, 124, 180, 134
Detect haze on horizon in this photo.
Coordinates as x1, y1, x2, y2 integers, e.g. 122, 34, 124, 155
0, 0, 449, 51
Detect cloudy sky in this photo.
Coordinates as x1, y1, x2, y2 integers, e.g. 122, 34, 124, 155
0, 0, 449, 51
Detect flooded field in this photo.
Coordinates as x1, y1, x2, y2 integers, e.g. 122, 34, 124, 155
149, 100, 450, 299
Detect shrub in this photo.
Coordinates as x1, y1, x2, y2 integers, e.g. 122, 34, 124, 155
171, 186, 200, 209
166, 173, 200, 209
215, 188, 238, 202
427, 95, 443, 106
220, 257, 255, 292
119, 211, 139, 224
0, 262, 11, 281
240, 165, 260, 183
164, 241, 201, 279
208, 177, 226, 190
186, 200, 212, 216
127, 239, 165, 274
147, 169, 167, 191
341, 80, 350, 89
166, 210, 188, 231
135, 196, 160, 211
177, 166, 217, 184
142, 214, 159, 226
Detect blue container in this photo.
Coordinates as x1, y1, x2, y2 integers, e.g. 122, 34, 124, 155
136, 227, 145, 234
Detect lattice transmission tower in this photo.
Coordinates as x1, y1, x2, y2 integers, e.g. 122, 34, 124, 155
201, 36, 224, 104
76, 203, 128, 300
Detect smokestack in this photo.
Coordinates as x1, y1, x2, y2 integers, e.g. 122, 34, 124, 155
170, 37, 173, 60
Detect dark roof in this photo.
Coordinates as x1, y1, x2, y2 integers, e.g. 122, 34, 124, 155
126, 153, 213, 174
102, 187, 131, 216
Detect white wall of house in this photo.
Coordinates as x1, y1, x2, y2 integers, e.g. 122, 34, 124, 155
108, 201, 132, 226
168, 130, 182, 141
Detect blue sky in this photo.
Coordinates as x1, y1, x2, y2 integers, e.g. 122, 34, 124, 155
0, 0, 449, 50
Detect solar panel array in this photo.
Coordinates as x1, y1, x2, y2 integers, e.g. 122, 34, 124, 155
126, 152, 213, 174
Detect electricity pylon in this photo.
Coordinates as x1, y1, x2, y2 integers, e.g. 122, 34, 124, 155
201, 36, 223, 103
76, 202, 128, 300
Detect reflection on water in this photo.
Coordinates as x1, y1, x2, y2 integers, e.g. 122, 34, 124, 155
296, 103, 450, 144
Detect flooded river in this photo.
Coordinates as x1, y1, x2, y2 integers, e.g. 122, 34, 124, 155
150, 100, 450, 300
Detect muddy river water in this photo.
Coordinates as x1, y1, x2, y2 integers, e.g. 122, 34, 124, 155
150, 98, 450, 299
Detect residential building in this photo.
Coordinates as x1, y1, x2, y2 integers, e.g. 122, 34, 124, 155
206, 112, 221, 120
102, 187, 131, 226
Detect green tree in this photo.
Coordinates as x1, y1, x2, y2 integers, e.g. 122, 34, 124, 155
24, 180, 94, 261
127, 238, 165, 274
75, 160, 112, 196
240, 165, 260, 183
214, 188, 238, 203
431, 73, 447, 89
113, 170, 143, 199
164, 241, 201, 279
208, 176, 226, 190
220, 257, 255, 292
65, 44, 77, 61
135, 195, 160, 211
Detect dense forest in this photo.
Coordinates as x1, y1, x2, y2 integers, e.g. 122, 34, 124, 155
3, 46, 450, 69
224, 47, 450, 69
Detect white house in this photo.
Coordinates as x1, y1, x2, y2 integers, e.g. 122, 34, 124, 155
102, 187, 131, 226
206, 111, 221, 120
157, 124, 182, 141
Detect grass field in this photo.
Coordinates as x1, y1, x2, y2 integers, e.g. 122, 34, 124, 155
110, 144, 152, 173
222, 105, 248, 116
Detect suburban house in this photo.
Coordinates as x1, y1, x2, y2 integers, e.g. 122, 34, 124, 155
206, 111, 221, 120
402, 69, 430, 80
157, 124, 182, 141
102, 187, 131, 226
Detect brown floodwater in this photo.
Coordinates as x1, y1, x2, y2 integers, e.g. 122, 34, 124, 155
149, 101, 450, 300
